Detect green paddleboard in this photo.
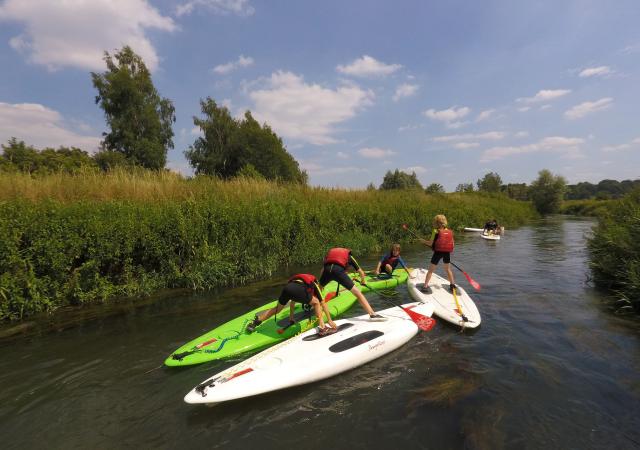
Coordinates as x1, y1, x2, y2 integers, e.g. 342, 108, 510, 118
164, 270, 409, 367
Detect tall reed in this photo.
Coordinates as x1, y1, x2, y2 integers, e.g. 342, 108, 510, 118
0, 170, 537, 320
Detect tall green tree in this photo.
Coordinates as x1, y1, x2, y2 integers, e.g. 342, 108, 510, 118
379, 169, 423, 190
529, 169, 567, 214
91, 46, 175, 170
455, 183, 474, 193
477, 172, 503, 192
185, 98, 306, 183
425, 183, 445, 194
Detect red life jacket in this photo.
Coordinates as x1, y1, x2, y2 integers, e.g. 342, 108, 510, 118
323, 247, 350, 268
381, 254, 399, 267
434, 229, 454, 253
288, 274, 319, 297
288, 273, 317, 285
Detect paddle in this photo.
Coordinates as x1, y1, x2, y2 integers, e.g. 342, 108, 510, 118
401, 223, 481, 291
358, 280, 436, 331
449, 262, 481, 291
451, 286, 469, 323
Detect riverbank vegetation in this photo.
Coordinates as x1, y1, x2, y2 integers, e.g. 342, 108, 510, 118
588, 188, 640, 314
0, 170, 536, 321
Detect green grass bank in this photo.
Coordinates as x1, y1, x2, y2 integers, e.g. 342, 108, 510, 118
561, 199, 613, 217
588, 188, 640, 314
0, 170, 537, 321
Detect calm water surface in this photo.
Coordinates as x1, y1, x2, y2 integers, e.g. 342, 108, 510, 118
1, 217, 639, 449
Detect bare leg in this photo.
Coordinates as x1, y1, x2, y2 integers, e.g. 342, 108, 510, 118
257, 303, 285, 322
384, 264, 393, 275
350, 286, 376, 315
423, 263, 437, 286
444, 263, 455, 285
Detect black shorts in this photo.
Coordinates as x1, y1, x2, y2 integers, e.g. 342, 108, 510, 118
278, 282, 312, 306
430, 252, 451, 265
381, 263, 396, 274
319, 264, 355, 290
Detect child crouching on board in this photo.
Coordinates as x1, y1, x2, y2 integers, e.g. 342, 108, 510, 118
374, 243, 412, 278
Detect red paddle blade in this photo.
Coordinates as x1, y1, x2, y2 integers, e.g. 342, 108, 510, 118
403, 307, 436, 331
464, 273, 481, 291
401, 223, 408, 230
324, 291, 338, 302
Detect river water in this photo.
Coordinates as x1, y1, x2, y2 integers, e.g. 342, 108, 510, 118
1, 217, 639, 449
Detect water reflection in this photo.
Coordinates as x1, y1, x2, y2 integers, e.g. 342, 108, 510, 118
1, 217, 640, 449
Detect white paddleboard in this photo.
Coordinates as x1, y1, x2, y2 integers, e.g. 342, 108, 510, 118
463, 227, 484, 232
408, 268, 481, 329
184, 302, 434, 405
481, 232, 500, 240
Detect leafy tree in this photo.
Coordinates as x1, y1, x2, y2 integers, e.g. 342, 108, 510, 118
455, 183, 474, 193
235, 163, 265, 180
91, 46, 175, 169
366, 182, 377, 191
185, 98, 239, 176
379, 169, 423, 190
1, 138, 95, 173
1, 138, 39, 173
503, 183, 529, 200
477, 172, 503, 192
425, 183, 445, 194
185, 98, 306, 183
529, 169, 567, 214
93, 149, 132, 171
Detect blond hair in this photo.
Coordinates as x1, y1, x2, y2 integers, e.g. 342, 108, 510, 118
390, 243, 401, 253
433, 214, 448, 228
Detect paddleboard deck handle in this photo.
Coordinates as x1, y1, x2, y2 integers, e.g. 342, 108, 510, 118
195, 376, 220, 397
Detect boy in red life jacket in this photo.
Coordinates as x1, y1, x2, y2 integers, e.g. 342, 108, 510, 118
319, 247, 387, 321
246, 274, 338, 335
374, 243, 412, 278
418, 214, 456, 294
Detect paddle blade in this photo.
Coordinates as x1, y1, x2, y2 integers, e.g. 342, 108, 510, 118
324, 291, 338, 302
464, 272, 481, 291
402, 307, 436, 331
401, 223, 408, 230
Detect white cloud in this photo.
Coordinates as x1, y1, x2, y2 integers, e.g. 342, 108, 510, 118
564, 97, 613, 120
424, 106, 471, 122
176, 0, 254, 16
248, 71, 374, 145
358, 147, 396, 158
579, 66, 612, 78
0, 102, 100, 151
393, 83, 419, 101
453, 142, 480, 149
212, 55, 254, 74
403, 166, 427, 174
398, 123, 424, 132
619, 43, 640, 55
481, 136, 584, 162
540, 104, 552, 110
517, 89, 571, 104
518, 106, 531, 112
476, 109, 495, 122
432, 131, 506, 142
602, 137, 640, 152
515, 131, 529, 138
446, 121, 468, 129
336, 55, 402, 78
301, 161, 368, 176
336, 151, 349, 159
0, 0, 175, 72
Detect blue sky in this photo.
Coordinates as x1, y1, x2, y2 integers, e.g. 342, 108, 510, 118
0, 0, 639, 189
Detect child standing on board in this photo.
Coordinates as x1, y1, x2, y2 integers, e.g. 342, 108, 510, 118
374, 243, 412, 278
420, 214, 456, 293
